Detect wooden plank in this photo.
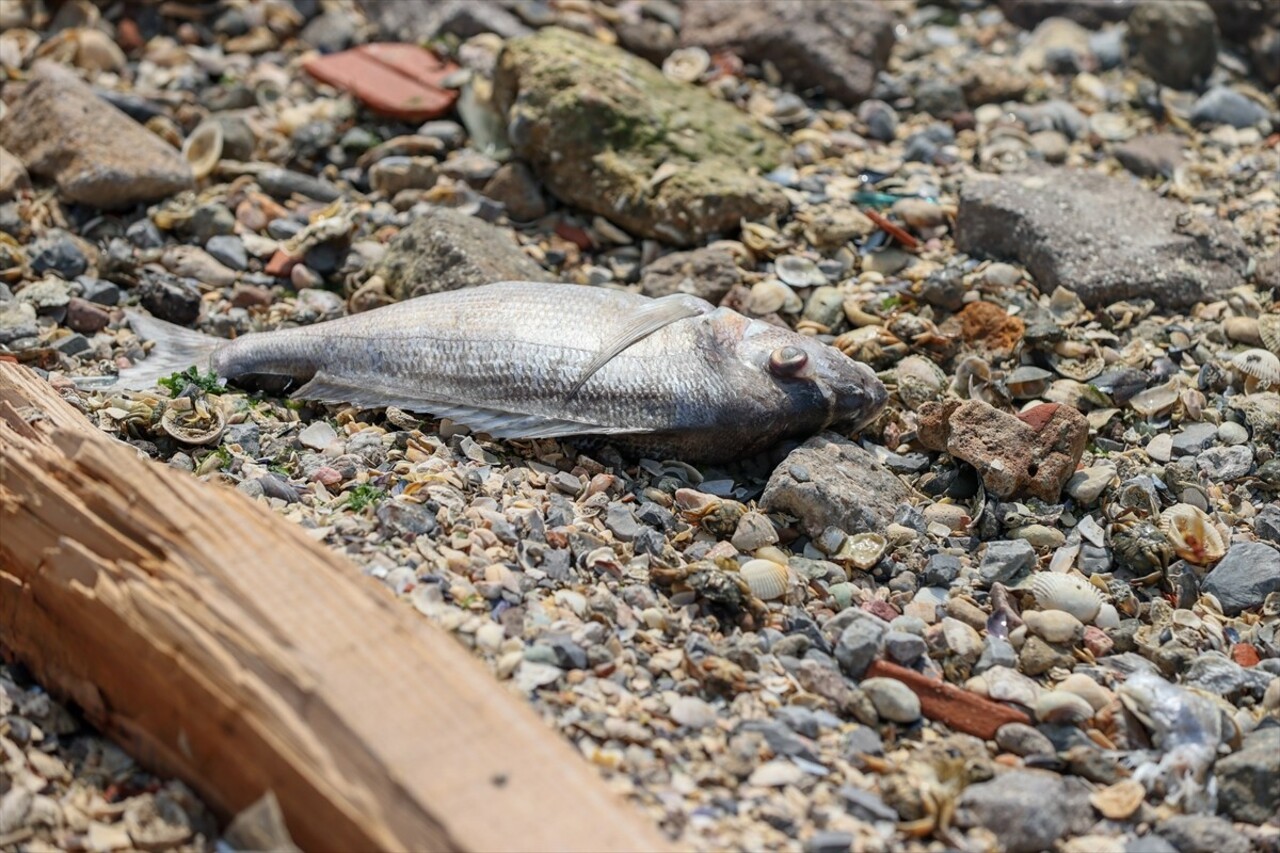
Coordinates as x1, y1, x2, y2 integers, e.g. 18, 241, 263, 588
0, 362, 670, 853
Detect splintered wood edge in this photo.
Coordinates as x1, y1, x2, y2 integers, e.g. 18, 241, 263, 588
0, 363, 671, 853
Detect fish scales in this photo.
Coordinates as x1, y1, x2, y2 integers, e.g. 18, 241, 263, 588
117, 281, 887, 462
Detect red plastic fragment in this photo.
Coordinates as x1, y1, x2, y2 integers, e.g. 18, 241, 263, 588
863, 208, 921, 251
303, 43, 460, 122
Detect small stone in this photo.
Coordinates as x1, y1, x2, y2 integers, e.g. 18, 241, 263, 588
258, 168, 341, 202
976, 636, 1018, 673
921, 554, 961, 587
669, 696, 718, 729
858, 99, 898, 142
915, 79, 967, 118
1023, 610, 1085, 645
513, 660, 563, 692
77, 276, 120, 306
1196, 445, 1253, 481
834, 613, 888, 679
0, 147, 30, 201
0, 301, 38, 345
1190, 87, 1270, 129
139, 276, 201, 326
65, 297, 110, 334
804, 831, 854, 853
1171, 422, 1219, 456
1146, 433, 1174, 462
1155, 814, 1252, 853
1201, 542, 1280, 615
748, 759, 806, 788
482, 162, 546, 222
1019, 635, 1076, 675
1215, 728, 1280, 824
0, 62, 193, 208
979, 540, 1036, 587
1114, 134, 1187, 179
640, 247, 742, 304
369, 157, 439, 196
1009, 524, 1066, 549
299, 9, 356, 53
604, 504, 643, 542
1129, 1, 1220, 89
377, 206, 553, 301
29, 230, 87, 280
955, 770, 1093, 853
189, 204, 237, 243
861, 677, 922, 723
996, 722, 1055, 757
205, 235, 249, 271
225, 423, 260, 457
18, 278, 72, 312
884, 631, 927, 666
53, 332, 91, 356
760, 433, 912, 538
1256, 505, 1280, 544
1217, 421, 1249, 446
1065, 465, 1115, 505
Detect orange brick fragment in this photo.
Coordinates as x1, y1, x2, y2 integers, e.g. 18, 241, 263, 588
864, 660, 1031, 739
304, 44, 460, 122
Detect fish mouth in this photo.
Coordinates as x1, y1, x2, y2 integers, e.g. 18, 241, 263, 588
827, 361, 888, 432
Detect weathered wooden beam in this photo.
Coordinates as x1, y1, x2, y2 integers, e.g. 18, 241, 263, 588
0, 362, 669, 853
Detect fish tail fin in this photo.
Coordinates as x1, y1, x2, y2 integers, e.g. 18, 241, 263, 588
101, 311, 227, 391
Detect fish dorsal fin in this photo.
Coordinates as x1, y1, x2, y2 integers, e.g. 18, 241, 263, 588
566, 294, 709, 400
291, 373, 650, 439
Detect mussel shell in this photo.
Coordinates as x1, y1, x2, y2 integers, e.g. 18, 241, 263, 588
1091, 367, 1148, 404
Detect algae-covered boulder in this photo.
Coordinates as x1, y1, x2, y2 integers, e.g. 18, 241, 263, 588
494, 27, 789, 246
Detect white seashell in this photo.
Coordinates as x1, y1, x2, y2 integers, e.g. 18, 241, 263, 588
160, 403, 226, 446
1021, 572, 1105, 623
746, 279, 802, 315
740, 559, 790, 601
1128, 379, 1181, 418
1258, 314, 1280, 356
182, 121, 223, 181
1090, 779, 1146, 820
1159, 503, 1226, 566
775, 255, 827, 287
1230, 347, 1280, 392
662, 47, 711, 84
840, 532, 887, 571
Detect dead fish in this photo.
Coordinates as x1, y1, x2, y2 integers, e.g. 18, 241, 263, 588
111, 281, 887, 462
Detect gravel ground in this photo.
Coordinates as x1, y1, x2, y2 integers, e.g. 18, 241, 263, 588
2, 1, 1279, 851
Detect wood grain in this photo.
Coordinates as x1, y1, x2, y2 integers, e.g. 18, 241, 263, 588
0, 362, 669, 853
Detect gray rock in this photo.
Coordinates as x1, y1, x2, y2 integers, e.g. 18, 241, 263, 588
978, 540, 1036, 587
1201, 542, 1280, 614
1197, 445, 1253, 480
915, 79, 967, 118
604, 504, 643, 542
205, 235, 248, 271
189, 204, 236, 243
224, 423, 260, 457
640, 247, 742, 304
804, 830, 853, 853
834, 613, 888, 679
1125, 836, 1179, 853
138, 274, 201, 326
1155, 814, 1251, 853
1065, 464, 1115, 504
257, 169, 340, 203
760, 433, 913, 538
494, 27, 788, 246
1090, 26, 1128, 69
299, 9, 356, 53
482, 162, 546, 222
1190, 86, 1270, 128
1114, 133, 1186, 178
615, 18, 679, 65
954, 770, 1093, 853
1129, 1, 1220, 88
52, 332, 90, 356
976, 636, 1018, 673
28, 229, 86, 279
375, 500, 440, 538
359, 0, 530, 41
76, 276, 120, 306
860, 677, 921, 723
16, 278, 71, 312
376, 206, 553, 302
857, 99, 898, 142
956, 169, 1250, 309
995, 722, 1055, 757
1015, 100, 1088, 140
0, 62, 192, 209
884, 631, 927, 666
1256, 504, 1280, 544
680, 0, 895, 105
1171, 421, 1220, 455
1230, 733, 1280, 820
1183, 651, 1274, 701
921, 553, 961, 587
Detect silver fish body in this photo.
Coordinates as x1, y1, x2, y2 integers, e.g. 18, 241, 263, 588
120, 281, 886, 462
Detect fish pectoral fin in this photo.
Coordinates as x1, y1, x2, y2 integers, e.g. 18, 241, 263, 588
566, 295, 709, 400
290, 373, 650, 440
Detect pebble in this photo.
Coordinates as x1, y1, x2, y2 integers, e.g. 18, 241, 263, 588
995, 722, 1055, 757
669, 696, 718, 729
834, 614, 888, 679
258, 168, 341, 202
29, 230, 87, 279
1171, 422, 1219, 456
1129, 0, 1219, 89
978, 540, 1036, 586
205, 235, 249, 271
1201, 542, 1280, 615
298, 421, 338, 451
955, 770, 1092, 853
1196, 445, 1252, 481
1065, 465, 1115, 505
1191, 87, 1269, 128
0, 301, 38, 344
860, 677, 921, 723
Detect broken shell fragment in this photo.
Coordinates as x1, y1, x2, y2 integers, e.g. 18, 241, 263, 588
1158, 504, 1226, 566
182, 121, 223, 181
839, 532, 888, 571
1090, 779, 1146, 820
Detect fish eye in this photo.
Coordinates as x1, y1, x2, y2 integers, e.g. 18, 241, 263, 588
768, 346, 808, 377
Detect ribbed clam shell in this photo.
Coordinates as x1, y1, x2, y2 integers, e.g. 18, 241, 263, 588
1021, 572, 1104, 622
740, 559, 790, 601
182, 121, 223, 180
1259, 314, 1280, 356
1231, 348, 1280, 388
1159, 503, 1226, 565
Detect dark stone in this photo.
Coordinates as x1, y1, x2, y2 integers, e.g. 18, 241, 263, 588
640, 247, 742, 304
375, 500, 440, 538
1201, 542, 1280, 614
257, 168, 341, 202
138, 274, 202, 326
29, 230, 87, 279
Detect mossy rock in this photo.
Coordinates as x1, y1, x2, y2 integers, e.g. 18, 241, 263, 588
494, 27, 789, 246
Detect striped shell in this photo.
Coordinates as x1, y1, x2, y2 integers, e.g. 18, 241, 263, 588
1159, 503, 1226, 565
740, 559, 790, 601
1021, 572, 1105, 623
1231, 348, 1280, 391
1259, 314, 1280, 356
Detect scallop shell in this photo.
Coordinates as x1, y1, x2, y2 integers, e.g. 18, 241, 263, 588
740, 559, 790, 601
1259, 314, 1280, 356
182, 121, 223, 181
661, 46, 710, 84
1020, 572, 1105, 623
775, 255, 826, 287
840, 532, 887, 571
1090, 779, 1146, 820
1158, 503, 1226, 566
1230, 348, 1280, 391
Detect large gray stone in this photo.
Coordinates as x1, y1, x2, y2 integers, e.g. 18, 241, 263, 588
376, 206, 554, 302
639, 247, 742, 304
1215, 727, 1280, 824
494, 27, 788, 246
1200, 542, 1280, 614
681, 0, 895, 105
1129, 1, 1220, 88
0, 62, 192, 209
1155, 814, 1252, 853
954, 770, 1093, 853
760, 433, 913, 538
956, 169, 1250, 309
